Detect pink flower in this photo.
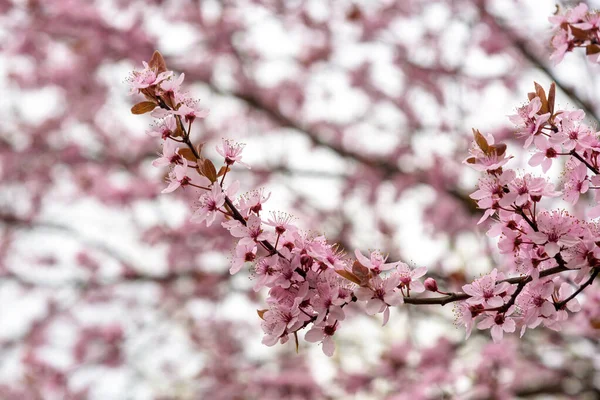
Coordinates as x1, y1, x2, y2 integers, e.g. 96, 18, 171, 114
152, 139, 181, 167
162, 159, 190, 193
354, 249, 396, 274
477, 311, 516, 343
305, 320, 338, 357
128, 61, 172, 94
172, 103, 209, 124
549, 29, 572, 65
239, 188, 271, 216
225, 214, 268, 247
216, 138, 250, 168
355, 273, 403, 326
158, 73, 185, 99
528, 211, 580, 257
395, 263, 427, 294
265, 211, 297, 236
517, 280, 555, 336
191, 184, 226, 226
563, 161, 589, 205
462, 269, 510, 308
508, 97, 550, 148
508, 174, 559, 207
312, 282, 345, 324
463, 132, 511, 172
261, 302, 303, 346
456, 302, 484, 339
470, 169, 517, 223
253, 257, 280, 291
528, 136, 561, 173
146, 115, 177, 139
230, 241, 257, 275
550, 110, 588, 151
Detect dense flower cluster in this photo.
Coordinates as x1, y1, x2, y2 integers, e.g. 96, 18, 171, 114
549, 2, 600, 64
128, 52, 428, 356
458, 82, 600, 342
130, 44, 599, 352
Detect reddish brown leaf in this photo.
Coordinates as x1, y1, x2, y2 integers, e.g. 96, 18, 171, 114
131, 101, 156, 115
491, 143, 507, 157
179, 148, 197, 163
203, 159, 218, 183
257, 309, 267, 320
217, 166, 230, 177
472, 129, 489, 153
149, 50, 168, 73
534, 82, 548, 114
335, 269, 362, 286
548, 82, 556, 116
352, 260, 371, 286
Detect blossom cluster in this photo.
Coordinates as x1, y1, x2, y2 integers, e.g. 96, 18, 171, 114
549, 2, 600, 64
458, 82, 599, 342
128, 52, 428, 356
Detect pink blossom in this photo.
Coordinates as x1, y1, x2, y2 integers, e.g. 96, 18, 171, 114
191, 184, 226, 226
239, 188, 271, 216
146, 115, 177, 139
152, 138, 181, 167
354, 249, 396, 274
225, 214, 268, 247
555, 281, 582, 318
563, 161, 589, 205
162, 159, 190, 193
265, 211, 297, 236
477, 311, 516, 343
470, 169, 517, 223
312, 282, 345, 324
528, 211, 580, 257
462, 269, 510, 308
508, 97, 550, 148
172, 103, 209, 124
517, 280, 555, 336
128, 61, 172, 94
550, 110, 588, 150
216, 138, 250, 168
395, 263, 427, 294
456, 302, 484, 339
305, 320, 338, 357
528, 136, 561, 173
158, 73, 185, 99
508, 174, 559, 207
253, 257, 280, 291
463, 132, 511, 172
355, 273, 403, 326
549, 29, 572, 65
261, 302, 303, 346
230, 241, 257, 275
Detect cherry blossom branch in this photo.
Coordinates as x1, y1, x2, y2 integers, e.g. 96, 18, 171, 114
555, 268, 599, 310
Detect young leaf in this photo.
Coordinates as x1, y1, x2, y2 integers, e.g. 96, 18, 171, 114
131, 101, 156, 115
548, 82, 556, 116
257, 309, 267, 320
335, 269, 362, 286
473, 129, 489, 153
352, 261, 371, 286
534, 82, 548, 114
203, 159, 218, 183
149, 50, 168, 73
179, 148, 198, 163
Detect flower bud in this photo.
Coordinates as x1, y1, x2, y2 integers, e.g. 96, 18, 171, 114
424, 277, 438, 292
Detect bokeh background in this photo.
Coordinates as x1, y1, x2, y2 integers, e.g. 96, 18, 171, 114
2, 0, 600, 398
